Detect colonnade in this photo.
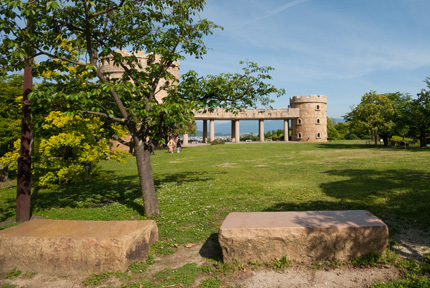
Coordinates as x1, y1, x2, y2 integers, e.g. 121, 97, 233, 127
182, 119, 290, 145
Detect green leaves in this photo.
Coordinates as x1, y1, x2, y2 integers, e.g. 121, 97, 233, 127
178, 60, 285, 112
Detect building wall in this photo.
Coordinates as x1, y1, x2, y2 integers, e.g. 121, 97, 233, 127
290, 95, 327, 142
99, 50, 180, 103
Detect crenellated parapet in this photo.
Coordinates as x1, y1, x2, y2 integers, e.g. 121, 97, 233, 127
290, 94, 327, 104
99, 50, 180, 79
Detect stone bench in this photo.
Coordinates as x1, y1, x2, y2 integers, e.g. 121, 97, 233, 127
219, 210, 388, 263
0, 219, 158, 274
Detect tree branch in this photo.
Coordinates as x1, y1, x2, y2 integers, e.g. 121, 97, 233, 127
81, 109, 125, 123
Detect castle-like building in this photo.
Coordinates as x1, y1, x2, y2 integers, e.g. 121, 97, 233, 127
99, 50, 327, 144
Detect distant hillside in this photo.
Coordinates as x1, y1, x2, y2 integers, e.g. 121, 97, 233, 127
331, 118, 346, 123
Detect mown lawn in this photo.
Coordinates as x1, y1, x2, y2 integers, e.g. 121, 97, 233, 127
1, 140, 430, 287
1, 140, 429, 248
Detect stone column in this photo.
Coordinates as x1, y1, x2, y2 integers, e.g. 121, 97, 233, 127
284, 119, 289, 142
231, 121, 236, 143
235, 120, 240, 143
183, 133, 188, 145
203, 120, 207, 143
210, 119, 215, 142
259, 120, 264, 142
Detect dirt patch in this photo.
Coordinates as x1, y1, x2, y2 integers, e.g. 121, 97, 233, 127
228, 266, 399, 288
3, 227, 429, 287
217, 162, 237, 168
391, 227, 430, 260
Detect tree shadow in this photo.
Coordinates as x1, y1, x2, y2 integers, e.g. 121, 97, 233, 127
154, 171, 225, 188
264, 168, 430, 258
317, 142, 428, 152
20, 170, 222, 220
316, 142, 379, 150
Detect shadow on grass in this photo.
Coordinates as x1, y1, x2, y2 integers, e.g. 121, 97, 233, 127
154, 171, 225, 187
3, 170, 220, 221
316, 142, 381, 150
318, 142, 428, 152
265, 168, 430, 255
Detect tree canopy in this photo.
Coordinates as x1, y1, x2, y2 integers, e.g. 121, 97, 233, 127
0, 0, 285, 216
0, 74, 22, 157
345, 91, 395, 146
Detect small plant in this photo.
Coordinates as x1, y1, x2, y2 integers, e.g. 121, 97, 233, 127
210, 139, 225, 145
128, 251, 155, 274
200, 276, 222, 288
271, 255, 290, 271
249, 259, 263, 267
0, 284, 18, 288
200, 265, 214, 274
24, 271, 36, 279
153, 263, 200, 287
5, 268, 21, 279
82, 272, 113, 286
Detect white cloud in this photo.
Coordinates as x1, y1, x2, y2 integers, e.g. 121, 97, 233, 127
250, 0, 309, 23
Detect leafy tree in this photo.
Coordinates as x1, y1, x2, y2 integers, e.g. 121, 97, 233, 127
385, 92, 412, 140
0, 0, 285, 216
264, 129, 284, 141
0, 75, 22, 157
408, 78, 430, 147
327, 117, 339, 140
1, 111, 126, 186
345, 91, 395, 146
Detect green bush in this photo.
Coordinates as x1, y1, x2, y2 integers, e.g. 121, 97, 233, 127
210, 139, 225, 145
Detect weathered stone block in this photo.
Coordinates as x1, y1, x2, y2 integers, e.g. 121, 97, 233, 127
0, 219, 158, 274
219, 210, 388, 263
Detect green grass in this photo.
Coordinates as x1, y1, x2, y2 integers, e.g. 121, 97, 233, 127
1, 140, 429, 286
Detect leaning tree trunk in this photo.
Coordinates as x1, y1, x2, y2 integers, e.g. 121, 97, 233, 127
134, 137, 160, 217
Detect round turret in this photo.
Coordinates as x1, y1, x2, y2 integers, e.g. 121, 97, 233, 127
289, 95, 327, 142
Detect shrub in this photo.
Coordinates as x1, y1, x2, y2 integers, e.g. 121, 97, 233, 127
210, 139, 225, 145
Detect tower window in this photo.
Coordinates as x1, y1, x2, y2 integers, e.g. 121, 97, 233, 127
317, 133, 321, 139
316, 105, 320, 111
298, 133, 302, 139
316, 118, 320, 125
297, 118, 302, 125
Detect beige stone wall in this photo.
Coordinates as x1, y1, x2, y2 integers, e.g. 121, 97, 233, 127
99, 50, 180, 103
194, 108, 300, 120
290, 95, 327, 142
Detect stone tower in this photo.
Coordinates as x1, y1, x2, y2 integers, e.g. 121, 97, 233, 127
99, 50, 180, 103
290, 95, 327, 142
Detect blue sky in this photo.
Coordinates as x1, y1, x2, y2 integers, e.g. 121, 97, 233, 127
181, 0, 430, 118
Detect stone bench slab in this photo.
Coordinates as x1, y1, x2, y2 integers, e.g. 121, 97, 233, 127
0, 219, 158, 274
219, 210, 388, 263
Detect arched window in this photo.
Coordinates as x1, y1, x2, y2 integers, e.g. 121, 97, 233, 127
317, 133, 321, 139
316, 118, 320, 124
316, 105, 320, 111
297, 118, 302, 125
298, 133, 302, 139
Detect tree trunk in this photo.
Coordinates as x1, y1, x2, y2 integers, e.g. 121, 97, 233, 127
382, 134, 389, 146
420, 130, 426, 147
134, 137, 159, 217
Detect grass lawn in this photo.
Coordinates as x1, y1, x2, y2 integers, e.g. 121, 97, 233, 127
1, 140, 430, 244
1, 140, 429, 286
